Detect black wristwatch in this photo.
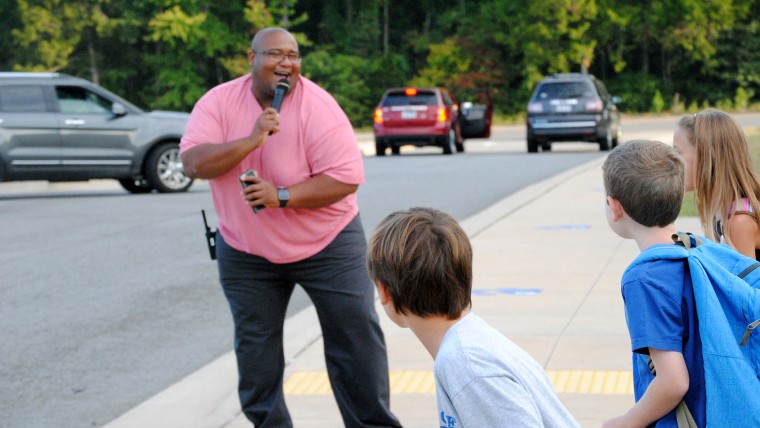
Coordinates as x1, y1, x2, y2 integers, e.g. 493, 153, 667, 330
277, 187, 290, 208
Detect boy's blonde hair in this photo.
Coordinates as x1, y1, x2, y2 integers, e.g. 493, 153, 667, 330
602, 140, 684, 227
678, 109, 760, 244
367, 207, 472, 320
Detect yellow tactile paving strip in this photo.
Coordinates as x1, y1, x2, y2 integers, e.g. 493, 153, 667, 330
284, 370, 634, 395
547, 370, 634, 394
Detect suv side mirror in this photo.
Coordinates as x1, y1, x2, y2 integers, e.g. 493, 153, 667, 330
611, 96, 622, 104
112, 102, 127, 117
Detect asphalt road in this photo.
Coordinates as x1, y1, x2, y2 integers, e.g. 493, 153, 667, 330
2, 113, 757, 427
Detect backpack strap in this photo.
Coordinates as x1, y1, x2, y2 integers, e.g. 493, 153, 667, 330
738, 262, 760, 279
672, 232, 703, 250
741, 320, 760, 346
646, 355, 698, 428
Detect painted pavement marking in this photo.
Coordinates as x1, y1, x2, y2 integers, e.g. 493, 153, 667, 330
284, 370, 633, 395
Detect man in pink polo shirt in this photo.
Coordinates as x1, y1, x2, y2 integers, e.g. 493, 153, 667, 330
180, 27, 400, 428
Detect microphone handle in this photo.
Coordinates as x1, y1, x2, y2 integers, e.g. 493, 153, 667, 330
268, 88, 286, 136
272, 88, 286, 112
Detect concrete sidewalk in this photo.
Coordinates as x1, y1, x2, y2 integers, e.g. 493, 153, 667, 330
105, 153, 701, 428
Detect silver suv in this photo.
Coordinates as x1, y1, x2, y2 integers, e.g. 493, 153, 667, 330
0, 72, 193, 193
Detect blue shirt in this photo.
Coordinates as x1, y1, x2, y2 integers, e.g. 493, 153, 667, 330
622, 246, 706, 427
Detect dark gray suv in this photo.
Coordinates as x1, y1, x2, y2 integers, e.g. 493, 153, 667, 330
0, 72, 193, 193
526, 73, 621, 153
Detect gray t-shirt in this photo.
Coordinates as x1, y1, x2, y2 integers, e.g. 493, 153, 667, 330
435, 313, 579, 427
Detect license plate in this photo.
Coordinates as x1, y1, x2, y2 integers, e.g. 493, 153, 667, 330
401, 111, 417, 119
555, 105, 572, 113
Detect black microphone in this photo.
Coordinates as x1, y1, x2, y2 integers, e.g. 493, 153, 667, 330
272, 78, 290, 112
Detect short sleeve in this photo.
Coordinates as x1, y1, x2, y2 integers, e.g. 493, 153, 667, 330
451, 376, 543, 427
623, 262, 686, 354
180, 91, 225, 153
306, 122, 363, 185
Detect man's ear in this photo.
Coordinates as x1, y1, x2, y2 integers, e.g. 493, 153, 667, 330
375, 281, 391, 305
607, 196, 625, 221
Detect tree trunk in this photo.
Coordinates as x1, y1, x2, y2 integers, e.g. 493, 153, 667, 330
459, 0, 465, 32
282, 0, 289, 28
641, 14, 649, 74
424, 10, 431, 39
383, 0, 388, 55
87, 28, 99, 85
346, 0, 353, 27
662, 46, 671, 84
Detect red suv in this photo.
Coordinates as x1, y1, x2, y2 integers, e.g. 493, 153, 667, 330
373, 87, 463, 156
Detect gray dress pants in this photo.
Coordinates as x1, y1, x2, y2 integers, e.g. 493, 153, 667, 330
216, 214, 401, 427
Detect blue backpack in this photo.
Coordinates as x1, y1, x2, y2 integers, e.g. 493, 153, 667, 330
626, 232, 760, 426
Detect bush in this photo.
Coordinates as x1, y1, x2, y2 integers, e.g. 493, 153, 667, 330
651, 90, 665, 113
735, 87, 754, 112
670, 93, 685, 115
605, 72, 664, 113
716, 98, 734, 112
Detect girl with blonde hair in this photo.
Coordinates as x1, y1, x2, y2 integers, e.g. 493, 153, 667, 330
672, 108, 760, 260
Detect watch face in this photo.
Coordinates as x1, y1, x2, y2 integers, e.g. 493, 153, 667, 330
278, 187, 289, 207
278, 188, 289, 200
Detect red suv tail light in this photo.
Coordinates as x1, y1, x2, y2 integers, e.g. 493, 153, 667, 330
585, 100, 603, 112
437, 108, 447, 122
374, 108, 384, 124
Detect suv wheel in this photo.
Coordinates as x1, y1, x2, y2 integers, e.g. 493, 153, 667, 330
598, 128, 612, 151
527, 137, 539, 153
146, 143, 194, 193
119, 178, 153, 194
375, 138, 386, 156
391, 145, 401, 155
613, 126, 622, 148
442, 128, 456, 155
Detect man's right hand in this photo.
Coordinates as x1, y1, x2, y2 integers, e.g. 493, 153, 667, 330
252, 107, 280, 142
181, 108, 279, 179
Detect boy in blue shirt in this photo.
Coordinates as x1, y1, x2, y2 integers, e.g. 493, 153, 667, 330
601, 140, 706, 427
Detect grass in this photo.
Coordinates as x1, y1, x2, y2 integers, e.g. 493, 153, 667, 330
680, 130, 760, 216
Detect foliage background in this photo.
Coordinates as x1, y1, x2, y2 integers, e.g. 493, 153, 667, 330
2, 0, 759, 127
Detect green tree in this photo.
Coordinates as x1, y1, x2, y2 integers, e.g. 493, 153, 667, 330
13, 0, 89, 72
410, 38, 471, 87
0, 1, 22, 70
4, 0, 759, 117
302, 48, 372, 125
459, 0, 597, 112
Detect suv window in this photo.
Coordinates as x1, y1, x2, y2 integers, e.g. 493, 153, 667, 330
594, 80, 610, 100
56, 86, 112, 114
533, 82, 596, 100
382, 91, 437, 106
441, 90, 454, 108
0, 86, 48, 112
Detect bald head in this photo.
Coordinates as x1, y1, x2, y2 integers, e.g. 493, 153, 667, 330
251, 27, 296, 50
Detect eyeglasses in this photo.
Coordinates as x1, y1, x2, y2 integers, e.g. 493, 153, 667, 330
253, 50, 302, 64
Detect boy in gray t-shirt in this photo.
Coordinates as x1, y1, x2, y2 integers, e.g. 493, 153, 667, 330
367, 207, 579, 428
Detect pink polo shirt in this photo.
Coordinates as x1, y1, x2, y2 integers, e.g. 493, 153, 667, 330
180, 74, 364, 263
